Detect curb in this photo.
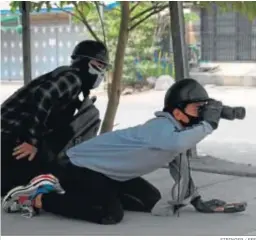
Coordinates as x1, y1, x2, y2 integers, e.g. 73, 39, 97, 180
163, 155, 256, 178
190, 166, 256, 178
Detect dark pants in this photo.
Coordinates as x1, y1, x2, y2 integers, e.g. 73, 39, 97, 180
42, 163, 161, 225
1, 134, 161, 225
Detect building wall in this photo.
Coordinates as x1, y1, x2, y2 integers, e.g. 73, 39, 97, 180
2, 8, 256, 82
201, 6, 256, 61
1, 13, 88, 81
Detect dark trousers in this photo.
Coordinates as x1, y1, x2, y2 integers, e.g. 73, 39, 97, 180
42, 163, 161, 225
1, 134, 161, 225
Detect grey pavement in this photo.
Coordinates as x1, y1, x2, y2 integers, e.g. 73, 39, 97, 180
191, 62, 256, 87
189, 155, 256, 178
1, 169, 256, 236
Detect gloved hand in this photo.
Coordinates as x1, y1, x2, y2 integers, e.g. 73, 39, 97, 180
173, 198, 226, 214
190, 196, 225, 213
200, 100, 223, 130
190, 196, 247, 213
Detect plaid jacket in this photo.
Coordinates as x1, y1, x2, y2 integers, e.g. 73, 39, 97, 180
1, 66, 82, 146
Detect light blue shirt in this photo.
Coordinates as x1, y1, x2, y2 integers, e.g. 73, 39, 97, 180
67, 111, 213, 181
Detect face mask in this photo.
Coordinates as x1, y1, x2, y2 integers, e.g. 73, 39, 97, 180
179, 108, 202, 127
88, 60, 106, 89
92, 74, 104, 88
183, 113, 201, 126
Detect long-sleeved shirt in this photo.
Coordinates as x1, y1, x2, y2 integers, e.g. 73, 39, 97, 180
1, 66, 82, 146
67, 111, 213, 182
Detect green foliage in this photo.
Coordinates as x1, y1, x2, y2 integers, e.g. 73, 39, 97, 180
184, 12, 199, 22
136, 61, 159, 78
135, 60, 168, 79
124, 50, 174, 85
9, 1, 19, 12
9, 1, 171, 83
84, 2, 164, 84
123, 3, 159, 83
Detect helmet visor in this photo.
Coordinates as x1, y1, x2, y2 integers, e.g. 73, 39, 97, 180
72, 55, 112, 70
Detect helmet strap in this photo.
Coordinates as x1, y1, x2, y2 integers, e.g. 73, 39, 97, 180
164, 103, 201, 127
179, 108, 202, 127
173, 103, 201, 127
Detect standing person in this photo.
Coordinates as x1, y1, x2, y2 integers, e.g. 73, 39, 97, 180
3, 79, 245, 224
1, 40, 110, 196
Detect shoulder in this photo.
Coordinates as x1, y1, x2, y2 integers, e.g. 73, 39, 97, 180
136, 117, 176, 141
145, 116, 176, 130
51, 66, 82, 86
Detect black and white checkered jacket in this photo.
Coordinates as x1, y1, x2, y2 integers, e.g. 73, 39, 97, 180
1, 66, 82, 146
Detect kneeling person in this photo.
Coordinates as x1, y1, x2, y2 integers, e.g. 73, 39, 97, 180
1, 40, 110, 195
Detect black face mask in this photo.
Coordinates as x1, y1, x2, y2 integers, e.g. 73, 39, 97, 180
71, 58, 100, 96
179, 108, 202, 127
183, 113, 201, 126
165, 104, 202, 127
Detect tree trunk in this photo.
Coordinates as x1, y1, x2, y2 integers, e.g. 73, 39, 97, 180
100, 2, 130, 134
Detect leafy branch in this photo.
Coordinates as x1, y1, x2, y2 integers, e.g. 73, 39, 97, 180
130, 2, 161, 22
94, 1, 106, 45
73, 2, 101, 41
130, 2, 140, 13
129, 3, 169, 31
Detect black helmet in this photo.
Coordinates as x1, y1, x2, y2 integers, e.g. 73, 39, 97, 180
71, 40, 110, 67
164, 78, 210, 108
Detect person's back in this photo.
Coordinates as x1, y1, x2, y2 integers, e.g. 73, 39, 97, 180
1, 40, 110, 151
67, 110, 213, 181
1, 66, 82, 138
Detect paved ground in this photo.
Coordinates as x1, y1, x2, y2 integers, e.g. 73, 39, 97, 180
2, 170, 256, 236
191, 62, 256, 87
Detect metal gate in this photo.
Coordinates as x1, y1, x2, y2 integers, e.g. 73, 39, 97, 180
1, 23, 88, 81
201, 5, 256, 61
